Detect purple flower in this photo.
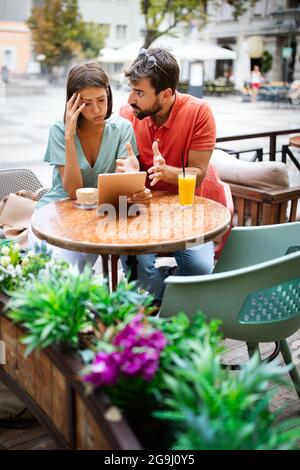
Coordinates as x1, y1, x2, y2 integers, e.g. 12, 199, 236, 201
114, 315, 167, 381
142, 359, 159, 381
140, 331, 167, 351
82, 314, 167, 387
120, 351, 145, 375
113, 324, 138, 348
83, 351, 120, 386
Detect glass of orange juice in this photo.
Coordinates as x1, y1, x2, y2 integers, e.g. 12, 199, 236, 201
178, 169, 197, 208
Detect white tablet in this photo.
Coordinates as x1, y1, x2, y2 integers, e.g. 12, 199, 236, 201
98, 172, 147, 207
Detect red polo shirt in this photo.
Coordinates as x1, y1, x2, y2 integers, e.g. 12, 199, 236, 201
120, 92, 216, 193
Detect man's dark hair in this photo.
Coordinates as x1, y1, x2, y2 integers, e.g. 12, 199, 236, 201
125, 47, 179, 95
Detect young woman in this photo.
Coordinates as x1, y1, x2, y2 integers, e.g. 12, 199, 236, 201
29, 62, 147, 270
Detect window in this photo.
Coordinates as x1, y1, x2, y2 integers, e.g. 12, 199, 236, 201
99, 23, 110, 38
116, 24, 127, 40
220, 2, 234, 21
253, 0, 266, 16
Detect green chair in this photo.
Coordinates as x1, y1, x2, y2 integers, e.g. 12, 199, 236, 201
214, 222, 300, 273
160, 223, 300, 398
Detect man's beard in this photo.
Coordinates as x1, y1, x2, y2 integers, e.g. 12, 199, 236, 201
131, 100, 162, 120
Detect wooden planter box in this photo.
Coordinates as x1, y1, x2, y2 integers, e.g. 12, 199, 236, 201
0, 293, 143, 450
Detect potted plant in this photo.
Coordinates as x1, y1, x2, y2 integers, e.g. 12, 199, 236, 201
1, 240, 300, 450
79, 311, 300, 450
0, 240, 51, 295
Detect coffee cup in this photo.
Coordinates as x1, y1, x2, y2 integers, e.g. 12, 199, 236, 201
76, 187, 98, 205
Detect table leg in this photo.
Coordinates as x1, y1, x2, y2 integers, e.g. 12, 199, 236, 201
126, 255, 138, 282
101, 255, 109, 279
111, 255, 119, 291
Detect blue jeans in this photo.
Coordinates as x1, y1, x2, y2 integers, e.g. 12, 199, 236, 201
121, 242, 214, 301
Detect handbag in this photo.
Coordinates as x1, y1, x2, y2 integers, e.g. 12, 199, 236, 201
0, 190, 39, 249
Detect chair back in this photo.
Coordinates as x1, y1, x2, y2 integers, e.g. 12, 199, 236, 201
160, 251, 300, 343
196, 164, 234, 258
0, 168, 42, 200
214, 221, 300, 273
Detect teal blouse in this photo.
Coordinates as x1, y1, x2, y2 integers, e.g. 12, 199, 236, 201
37, 114, 137, 208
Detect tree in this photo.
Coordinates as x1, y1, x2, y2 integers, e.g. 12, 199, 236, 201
140, 0, 259, 48
140, 0, 207, 48
80, 23, 106, 60
27, 0, 104, 73
226, 0, 259, 20
27, 0, 83, 70
261, 50, 273, 75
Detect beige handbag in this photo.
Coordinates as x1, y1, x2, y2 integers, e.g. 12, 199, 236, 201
0, 190, 38, 249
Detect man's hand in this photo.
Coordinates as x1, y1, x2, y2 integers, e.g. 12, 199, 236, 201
128, 188, 152, 205
115, 143, 139, 173
148, 141, 167, 186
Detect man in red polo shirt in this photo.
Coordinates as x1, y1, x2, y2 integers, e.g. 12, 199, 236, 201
116, 47, 216, 302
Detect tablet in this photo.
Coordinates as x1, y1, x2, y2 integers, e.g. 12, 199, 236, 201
98, 172, 147, 207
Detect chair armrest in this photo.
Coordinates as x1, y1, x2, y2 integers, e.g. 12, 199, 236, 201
229, 183, 300, 203
264, 185, 300, 200
228, 183, 300, 225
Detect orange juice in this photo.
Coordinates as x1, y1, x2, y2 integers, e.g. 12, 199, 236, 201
178, 171, 196, 207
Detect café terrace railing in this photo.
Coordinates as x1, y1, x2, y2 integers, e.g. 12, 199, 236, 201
216, 128, 300, 173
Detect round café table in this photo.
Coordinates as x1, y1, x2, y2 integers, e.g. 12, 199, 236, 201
31, 191, 231, 290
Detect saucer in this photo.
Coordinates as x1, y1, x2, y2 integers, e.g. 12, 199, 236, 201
72, 200, 97, 210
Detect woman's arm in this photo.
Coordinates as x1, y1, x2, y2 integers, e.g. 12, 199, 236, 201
60, 93, 85, 199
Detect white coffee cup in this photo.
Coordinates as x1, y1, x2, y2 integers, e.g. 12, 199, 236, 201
76, 187, 98, 205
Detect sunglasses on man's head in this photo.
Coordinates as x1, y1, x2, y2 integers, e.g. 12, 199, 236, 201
137, 48, 169, 76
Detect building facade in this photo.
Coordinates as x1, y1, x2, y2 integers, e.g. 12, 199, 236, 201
0, 0, 32, 21
78, 0, 144, 49
0, 0, 35, 74
0, 21, 31, 74
202, 0, 300, 87
2, 0, 298, 84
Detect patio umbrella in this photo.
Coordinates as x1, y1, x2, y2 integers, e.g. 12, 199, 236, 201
98, 37, 236, 64
153, 36, 237, 61
98, 47, 122, 63
101, 42, 143, 63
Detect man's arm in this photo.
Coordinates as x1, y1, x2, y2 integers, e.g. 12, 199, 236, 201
187, 149, 213, 186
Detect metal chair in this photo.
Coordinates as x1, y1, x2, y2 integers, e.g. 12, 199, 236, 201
214, 221, 300, 273
0, 168, 44, 200
282, 135, 300, 174
160, 223, 300, 398
0, 168, 48, 240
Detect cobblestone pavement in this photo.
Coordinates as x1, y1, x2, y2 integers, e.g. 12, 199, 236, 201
1, 85, 300, 186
